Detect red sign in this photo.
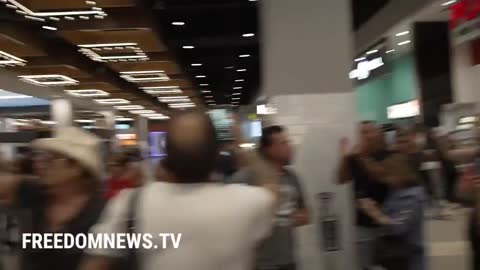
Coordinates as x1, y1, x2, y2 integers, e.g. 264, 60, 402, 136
451, 0, 480, 28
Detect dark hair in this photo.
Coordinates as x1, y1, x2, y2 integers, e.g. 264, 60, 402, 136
259, 125, 285, 151
164, 110, 219, 183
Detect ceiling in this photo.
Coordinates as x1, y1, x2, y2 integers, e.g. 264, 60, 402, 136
352, 0, 390, 30
0, 0, 260, 120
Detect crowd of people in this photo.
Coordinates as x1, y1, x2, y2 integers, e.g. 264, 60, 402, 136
0, 110, 478, 270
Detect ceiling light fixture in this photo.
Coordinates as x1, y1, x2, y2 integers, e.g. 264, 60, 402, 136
148, 115, 170, 120
42, 26, 57, 31
366, 50, 378, 55
225, 66, 235, 69
120, 70, 170, 83
354, 57, 366, 62
172, 21, 185, 26
116, 117, 134, 121
49, 16, 60, 21
202, 90, 211, 93
79, 43, 137, 48
205, 96, 213, 98
441, 0, 457, 6
398, 40, 411, 46
233, 93, 241, 96
191, 63, 202, 67
0, 50, 27, 66
4, 0, 106, 18
95, 98, 130, 105
85, 1, 96, 5
75, 119, 95, 123
65, 89, 110, 97
235, 79, 245, 82
24, 15, 45, 22
237, 69, 247, 72
79, 16, 89, 20
142, 86, 182, 95
386, 49, 395, 54
233, 87, 243, 90
0, 94, 32, 99
183, 45, 195, 49
200, 84, 209, 86
19, 74, 78, 86
239, 54, 251, 58
196, 75, 206, 78
78, 43, 147, 62
115, 105, 144, 110
242, 33, 255, 37
395, 31, 410, 37
129, 110, 156, 114
169, 103, 195, 108
232, 97, 241, 100
64, 16, 75, 20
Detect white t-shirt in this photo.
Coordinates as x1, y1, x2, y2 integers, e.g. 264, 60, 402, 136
87, 182, 275, 270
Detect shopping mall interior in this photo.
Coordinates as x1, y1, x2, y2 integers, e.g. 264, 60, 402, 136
1, 0, 480, 270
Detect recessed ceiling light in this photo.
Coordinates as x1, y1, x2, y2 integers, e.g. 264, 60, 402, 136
233, 87, 243, 90
366, 50, 378, 55
196, 75, 206, 78
386, 49, 395, 54
65, 89, 110, 97
7, 1, 105, 17
120, 70, 170, 83
235, 79, 245, 82
129, 110, 156, 114
95, 98, 130, 105
141, 86, 182, 95
115, 105, 144, 110
233, 93, 241, 96
225, 66, 235, 69
232, 98, 241, 100
202, 90, 211, 93
242, 33, 255, 37
19, 74, 78, 86
0, 50, 27, 66
239, 54, 251, 58
183, 45, 195, 49
354, 57, 366, 62
200, 84, 209, 86
237, 69, 247, 72
172, 21, 185, 26
395, 31, 410, 37
75, 119, 95, 123
42, 25, 57, 31
64, 16, 75, 20
169, 103, 195, 108
248, 0, 258, 2
398, 40, 411, 46
115, 118, 134, 121
25, 15, 45, 22
441, 0, 456, 6
191, 63, 202, 67
49, 17, 60, 21
147, 115, 170, 120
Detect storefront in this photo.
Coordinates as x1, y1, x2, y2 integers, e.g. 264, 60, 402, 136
353, 51, 419, 124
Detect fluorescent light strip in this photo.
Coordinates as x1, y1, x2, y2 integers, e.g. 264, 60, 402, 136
148, 116, 170, 120
183, 46, 195, 49
395, 31, 410, 37
75, 119, 95, 123
6, 0, 104, 16
19, 75, 78, 86
235, 79, 245, 82
200, 84, 209, 86
237, 69, 247, 72
441, 0, 456, 6
116, 118, 134, 121
196, 75, 206, 78
239, 54, 251, 58
242, 33, 255, 37
158, 96, 189, 100
65, 89, 110, 97
115, 105, 144, 110
0, 95, 32, 99
24, 15, 45, 22
398, 40, 411, 46
78, 43, 137, 48
366, 50, 378, 55
355, 57, 366, 62
95, 98, 130, 105
386, 49, 395, 54
42, 26, 57, 31
233, 87, 243, 90
130, 110, 156, 114
0, 51, 27, 64
232, 93, 241, 96
191, 63, 202, 66
172, 21, 185, 26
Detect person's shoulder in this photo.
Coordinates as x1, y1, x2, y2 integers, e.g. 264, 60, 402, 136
222, 184, 274, 205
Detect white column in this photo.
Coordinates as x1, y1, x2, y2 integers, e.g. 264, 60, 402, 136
262, 1, 356, 270
50, 99, 73, 134
135, 116, 149, 159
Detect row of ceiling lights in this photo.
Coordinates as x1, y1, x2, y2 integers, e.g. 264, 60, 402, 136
171, 21, 254, 107
354, 30, 412, 62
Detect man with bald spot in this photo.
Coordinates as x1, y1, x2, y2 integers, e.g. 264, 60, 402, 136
81, 110, 279, 270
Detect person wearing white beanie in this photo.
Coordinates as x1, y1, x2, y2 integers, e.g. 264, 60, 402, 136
0, 127, 106, 270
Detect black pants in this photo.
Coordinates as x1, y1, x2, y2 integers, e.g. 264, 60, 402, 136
255, 264, 296, 270
470, 213, 480, 270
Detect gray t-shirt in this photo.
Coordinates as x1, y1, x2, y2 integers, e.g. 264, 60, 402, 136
231, 167, 306, 268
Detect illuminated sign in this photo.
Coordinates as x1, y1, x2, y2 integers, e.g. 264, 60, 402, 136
387, 100, 420, 119
349, 57, 384, 80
